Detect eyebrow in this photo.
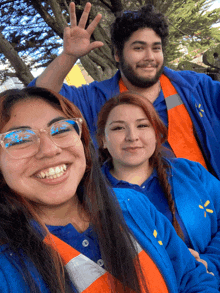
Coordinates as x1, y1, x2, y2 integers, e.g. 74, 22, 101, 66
6, 116, 66, 132
47, 116, 66, 127
131, 41, 162, 46
109, 118, 149, 125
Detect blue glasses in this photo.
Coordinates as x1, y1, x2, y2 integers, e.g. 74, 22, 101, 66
0, 118, 83, 159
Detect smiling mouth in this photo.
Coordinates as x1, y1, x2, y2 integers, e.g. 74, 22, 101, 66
137, 63, 157, 69
36, 164, 68, 179
123, 147, 142, 151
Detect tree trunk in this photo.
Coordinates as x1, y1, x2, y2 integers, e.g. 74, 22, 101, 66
0, 32, 34, 86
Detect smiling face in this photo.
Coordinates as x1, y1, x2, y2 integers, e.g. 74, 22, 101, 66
115, 28, 164, 88
0, 98, 86, 212
103, 104, 156, 171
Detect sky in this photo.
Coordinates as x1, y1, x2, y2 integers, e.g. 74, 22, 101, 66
210, 0, 220, 9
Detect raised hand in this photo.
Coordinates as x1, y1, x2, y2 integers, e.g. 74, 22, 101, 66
63, 2, 104, 59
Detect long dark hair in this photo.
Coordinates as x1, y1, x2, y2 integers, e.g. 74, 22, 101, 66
0, 87, 148, 292
97, 91, 184, 240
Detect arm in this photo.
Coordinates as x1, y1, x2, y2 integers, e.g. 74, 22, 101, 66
36, 2, 103, 92
155, 208, 219, 292
116, 188, 219, 292
179, 160, 220, 282
192, 163, 220, 281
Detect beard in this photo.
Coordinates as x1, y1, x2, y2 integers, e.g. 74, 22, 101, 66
119, 57, 164, 88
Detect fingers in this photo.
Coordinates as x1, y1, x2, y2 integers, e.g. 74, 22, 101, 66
189, 248, 208, 270
188, 248, 200, 259
87, 13, 102, 35
198, 258, 208, 270
67, 1, 102, 42
69, 2, 77, 27
78, 2, 92, 28
89, 41, 104, 51
64, 26, 71, 39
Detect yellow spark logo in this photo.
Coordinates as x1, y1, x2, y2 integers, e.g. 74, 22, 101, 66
199, 200, 213, 217
153, 230, 163, 245
195, 103, 204, 117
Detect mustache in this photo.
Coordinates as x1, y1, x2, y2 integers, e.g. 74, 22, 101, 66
137, 62, 157, 68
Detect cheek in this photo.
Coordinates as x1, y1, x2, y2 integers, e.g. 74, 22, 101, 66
105, 134, 121, 151
0, 154, 28, 188
157, 53, 164, 62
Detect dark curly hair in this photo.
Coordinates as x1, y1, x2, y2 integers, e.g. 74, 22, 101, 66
110, 4, 169, 59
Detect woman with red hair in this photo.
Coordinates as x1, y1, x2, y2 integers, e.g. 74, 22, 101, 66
97, 91, 220, 287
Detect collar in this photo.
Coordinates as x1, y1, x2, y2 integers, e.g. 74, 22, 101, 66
102, 161, 158, 188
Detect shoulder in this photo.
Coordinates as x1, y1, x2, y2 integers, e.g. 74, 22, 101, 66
61, 71, 120, 93
0, 245, 27, 292
113, 187, 148, 202
163, 66, 217, 89
167, 157, 203, 174
113, 187, 158, 220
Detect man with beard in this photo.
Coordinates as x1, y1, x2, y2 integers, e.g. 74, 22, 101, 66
29, 2, 220, 179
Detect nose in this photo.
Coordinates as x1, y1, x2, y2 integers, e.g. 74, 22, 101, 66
125, 127, 139, 142
144, 47, 154, 61
34, 132, 62, 159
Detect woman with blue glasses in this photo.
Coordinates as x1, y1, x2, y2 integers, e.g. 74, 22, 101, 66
0, 87, 217, 292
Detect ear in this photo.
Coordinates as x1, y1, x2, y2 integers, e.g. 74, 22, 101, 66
102, 136, 107, 149
114, 49, 120, 63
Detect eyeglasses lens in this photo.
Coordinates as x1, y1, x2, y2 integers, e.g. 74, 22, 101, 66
2, 119, 81, 159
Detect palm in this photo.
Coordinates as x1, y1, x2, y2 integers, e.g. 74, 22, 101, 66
64, 27, 93, 57
63, 2, 103, 59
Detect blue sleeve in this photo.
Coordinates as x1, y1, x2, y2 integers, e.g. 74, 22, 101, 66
117, 189, 219, 292
0, 252, 30, 292
197, 74, 220, 116
0, 247, 52, 293
28, 78, 37, 87
190, 162, 220, 282
153, 202, 219, 292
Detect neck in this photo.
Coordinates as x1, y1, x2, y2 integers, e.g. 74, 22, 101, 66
38, 196, 89, 232
111, 162, 153, 186
121, 75, 161, 103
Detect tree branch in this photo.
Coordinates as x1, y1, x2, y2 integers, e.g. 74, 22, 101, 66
0, 32, 34, 85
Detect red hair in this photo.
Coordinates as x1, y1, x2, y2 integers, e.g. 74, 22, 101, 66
97, 91, 167, 167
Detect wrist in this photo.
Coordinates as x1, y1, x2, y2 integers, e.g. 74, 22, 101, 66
61, 51, 79, 63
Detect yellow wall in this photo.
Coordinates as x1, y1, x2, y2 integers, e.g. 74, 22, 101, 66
65, 64, 86, 87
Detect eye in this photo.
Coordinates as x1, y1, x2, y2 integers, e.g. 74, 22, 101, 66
51, 125, 71, 136
51, 120, 79, 136
110, 126, 125, 131
4, 130, 35, 149
133, 46, 143, 51
153, 46, 162, 51
137, 124, 150, 128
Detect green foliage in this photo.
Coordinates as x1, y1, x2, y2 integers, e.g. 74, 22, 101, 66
164, 0, 220, 64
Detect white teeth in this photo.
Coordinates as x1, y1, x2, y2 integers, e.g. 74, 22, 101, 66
49, 168, 55, 175
37, 164, 67, 179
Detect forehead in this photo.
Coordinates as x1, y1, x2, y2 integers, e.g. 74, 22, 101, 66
125, 27, 162, 46
107, 104, 148, 122
2, 98, 66, 132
